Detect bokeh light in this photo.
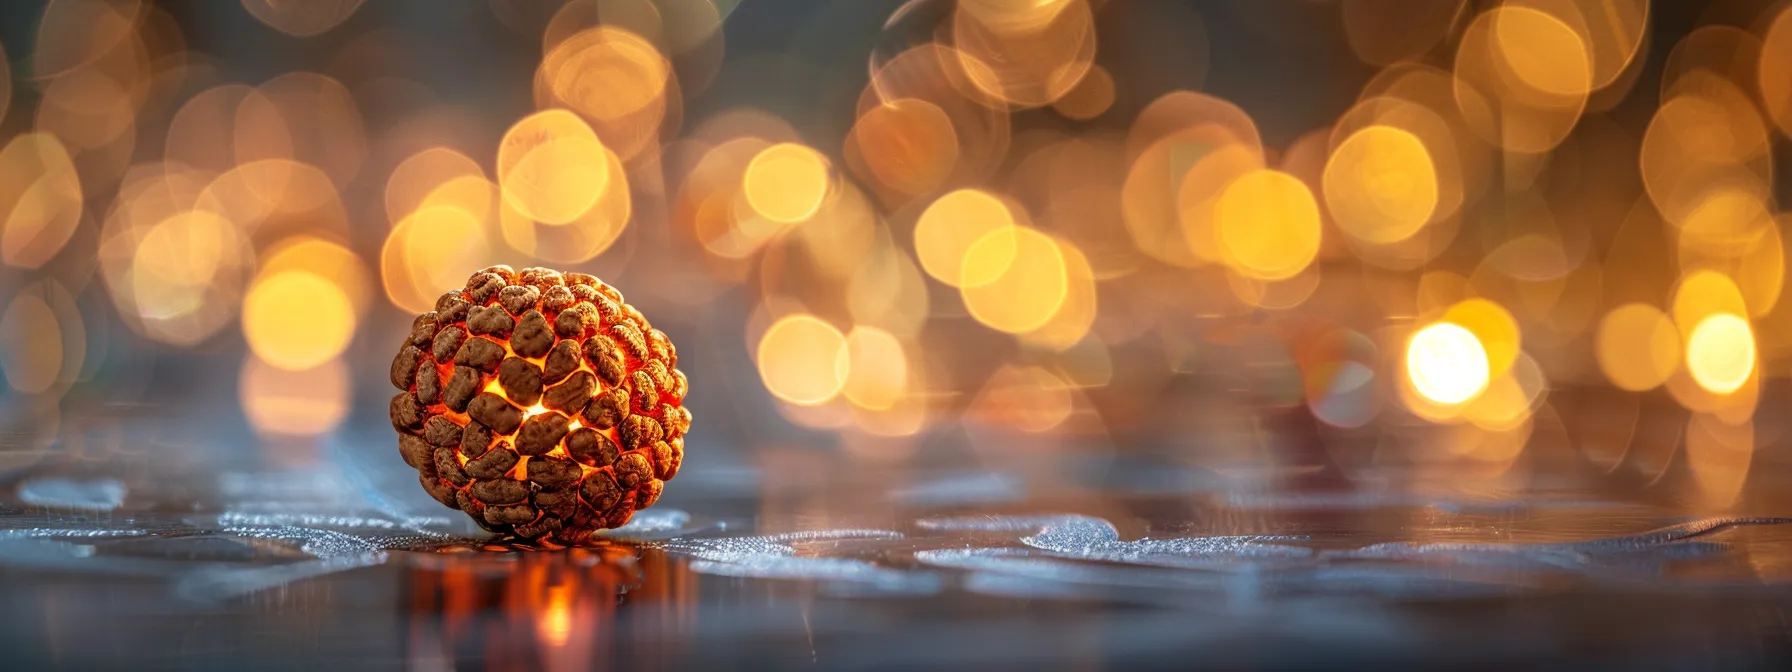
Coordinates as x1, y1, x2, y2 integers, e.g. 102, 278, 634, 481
1453, 6, 1590, 154
960, 226, 1070, 334
1685, 313, 1754, 395
1323, 125, 1439, 245
382, 205, 489, 314
1441, 298, 1520, 379
242, 270, 357, 371
742, 143, 830, 224
914, 189, 1016, 287
847, 98, 959, 198
1596, 303, 1680, 392
1212, 169, 1321, 281
1764, 6, 1792, 137
3, 0, 1788, 527
498, 110, 610, 225
0, 134, 84, 269
756, 314, 849, 406
1406, 322, 1491, 406
121, 209, 253, 346
537, 25, 673, 161
952, 0, 1097, 109
240, 355, 350, 437
840, 327, 909, 411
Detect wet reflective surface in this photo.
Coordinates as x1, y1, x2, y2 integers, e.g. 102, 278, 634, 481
7, 402, 1792, 669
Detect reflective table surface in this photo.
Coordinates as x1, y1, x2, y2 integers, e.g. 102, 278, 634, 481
6, 400, 1792, 670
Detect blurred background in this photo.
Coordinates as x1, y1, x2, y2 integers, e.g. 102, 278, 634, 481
9, 0, 1792, 667
2, 0, 1790, 509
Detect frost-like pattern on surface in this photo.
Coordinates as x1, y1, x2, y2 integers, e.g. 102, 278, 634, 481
17, 477, 128, 511
922, 514, 1311, 567
662, 529, 939, 594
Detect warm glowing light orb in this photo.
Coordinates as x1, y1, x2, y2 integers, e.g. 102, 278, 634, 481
1686, 313, 1754, 395
241, 355, 350, 437
1323, 125, 1439, 245
915, 188, 1017, 287
243, 270, 357, 371
1405, 322, 1490, 405
1213, 169, 1321, 281
960, 226, 1070, 334
756, 314, 849, 405
839, 326, 909, 411
1596, 303, 1680, 392
742, 143, 830, 224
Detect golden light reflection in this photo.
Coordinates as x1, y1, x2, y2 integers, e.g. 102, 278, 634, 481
125, 209, 252, 346
504, 136, 610, 226
951, 0, 1096, 109
1596, 303, 1680, 392
537, 25, 673, 161
1512, 0, 1648, 92
386, 148, 487, 226
1213, 169, 1320, 281
1764, 6, 1792, 138
536, 582, 576, 648
243, 270, 357, 371
1453, 6, 1590, 153
382, 205, 489, 314
914, 189, 1016, 287
497, 145, 633, 265
258, 236, 374, 314
17, 0, 1792, 475
1405, 322, 1490, 406
742, 143, 830, 224
1175, 139, 1264, 266
1491, 6, 1593, 98
1460, 352, 1547, 432
199, 159, 348, 239
0, 133, 84, 269
858, 49, 1009, 206
961, 226, 1069, 334
240, 355, 349, 437
840, 327, 909, 411
1672, 270, 1749, 339
1441, 298, 1520, 379
1322, 125, 1438, 245
847, 98, 958, 198
1685, 313, 1754, 395
683, 137, 788, 261
1019, 239, 1098, 350
756, 314, 848, 406
498, 110, 609, 225
1641, 88, 1773, 227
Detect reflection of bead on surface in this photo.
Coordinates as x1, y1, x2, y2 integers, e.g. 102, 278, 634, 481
389, 265, 690, 544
